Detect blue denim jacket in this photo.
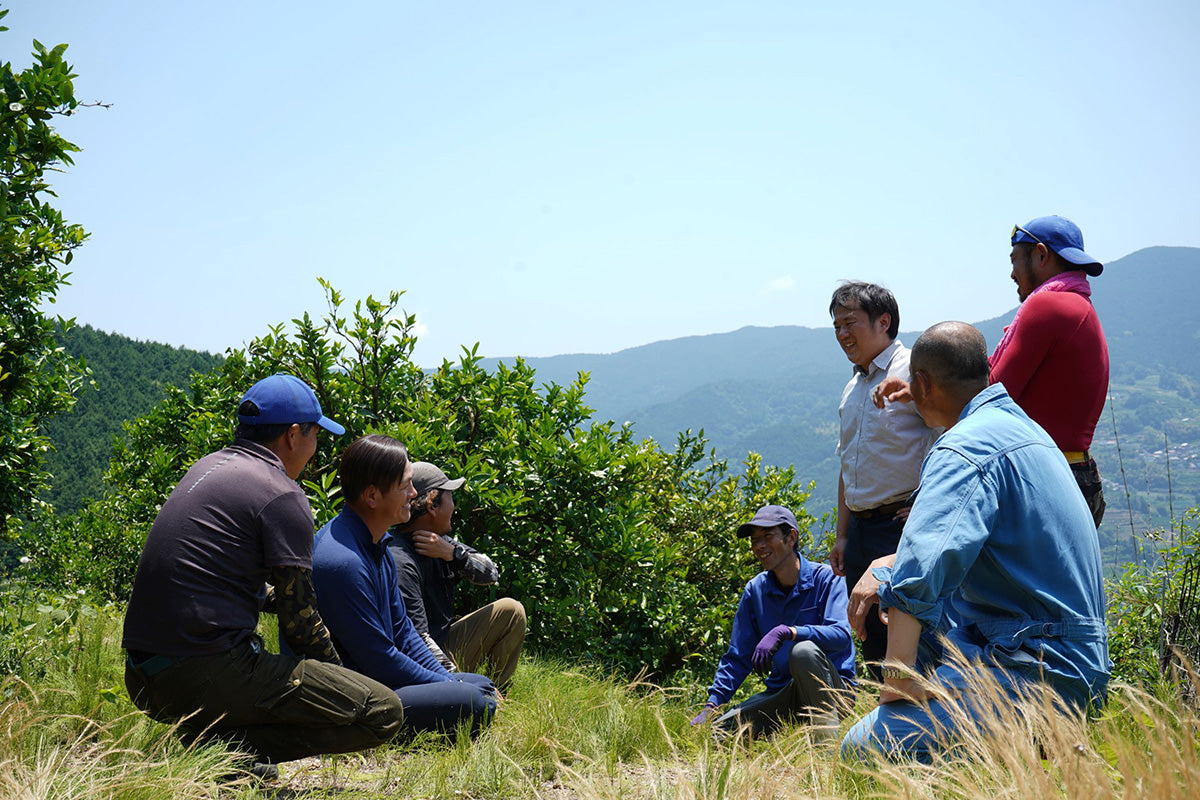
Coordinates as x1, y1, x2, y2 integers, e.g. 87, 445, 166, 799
878, 384, 1110, 706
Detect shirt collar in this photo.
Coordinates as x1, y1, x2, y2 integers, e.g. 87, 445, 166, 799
854, 338, 902, 377
339, 505, 392, 549
231, 438, 289, 474
767, 554, 815, 593
957, 383, 1010, 423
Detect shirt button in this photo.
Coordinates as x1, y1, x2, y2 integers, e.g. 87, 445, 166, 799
292, 679, 301, 687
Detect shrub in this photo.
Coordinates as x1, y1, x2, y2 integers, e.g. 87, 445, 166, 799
1106, 509, 1200, 693
19, 282, 821, 683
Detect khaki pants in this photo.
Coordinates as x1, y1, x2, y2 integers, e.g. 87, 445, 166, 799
446, 597, 526, 689
125, 636, 404, 763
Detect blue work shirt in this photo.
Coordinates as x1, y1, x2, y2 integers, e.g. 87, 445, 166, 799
878, 384, 1110, 706
308, 506, 451, 690
707, 555, 856, 706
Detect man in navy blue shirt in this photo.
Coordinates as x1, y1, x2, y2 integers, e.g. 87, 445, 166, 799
307, 434, 497, 737
691, 505, 856, 738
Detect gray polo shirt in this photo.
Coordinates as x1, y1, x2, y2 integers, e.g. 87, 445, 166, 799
122, 440, 314, 657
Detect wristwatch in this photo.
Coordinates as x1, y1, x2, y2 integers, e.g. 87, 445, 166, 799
880, 666, 910, 680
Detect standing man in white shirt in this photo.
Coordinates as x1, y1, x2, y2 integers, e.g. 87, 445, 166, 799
829, 282, 938, 681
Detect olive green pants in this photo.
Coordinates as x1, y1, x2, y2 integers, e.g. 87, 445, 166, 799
125, 636, 404, 763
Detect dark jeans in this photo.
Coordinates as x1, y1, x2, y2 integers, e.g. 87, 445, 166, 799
393, 672, 497, 739
844, 512, 905, 682
125, 636, 404, 763
1071, 457, 1105, 528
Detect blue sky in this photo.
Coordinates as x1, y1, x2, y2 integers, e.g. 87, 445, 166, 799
9, 1, 1200, 366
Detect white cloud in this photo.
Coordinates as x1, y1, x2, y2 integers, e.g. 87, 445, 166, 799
761, 276, 797, 295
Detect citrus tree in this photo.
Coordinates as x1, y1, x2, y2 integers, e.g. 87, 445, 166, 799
0, 11, 91, 537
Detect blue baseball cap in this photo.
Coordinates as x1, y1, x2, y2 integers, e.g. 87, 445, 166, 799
1011, 215, 1103, 276
237, 373, 346, 435
737, 505, 799, 537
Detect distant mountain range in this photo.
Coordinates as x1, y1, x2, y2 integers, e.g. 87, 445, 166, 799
48, 247, 1200, 571
486, 246, 1200, 566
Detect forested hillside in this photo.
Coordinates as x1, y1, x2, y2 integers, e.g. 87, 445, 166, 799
44, 324, 223, 511
43, 248, 1200, 571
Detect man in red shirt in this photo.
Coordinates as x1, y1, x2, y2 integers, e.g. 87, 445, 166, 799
852, 216, 1109, 640
872, 216, 1107, 527
995, 215, 1107, 526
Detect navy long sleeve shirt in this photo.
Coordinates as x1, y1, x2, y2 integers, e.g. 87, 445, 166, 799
309, 506, 450, 689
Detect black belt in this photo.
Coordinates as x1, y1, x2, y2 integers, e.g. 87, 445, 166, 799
849, 499, 908, 520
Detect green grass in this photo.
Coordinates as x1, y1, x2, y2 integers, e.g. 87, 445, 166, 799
2, 599, 1199, 799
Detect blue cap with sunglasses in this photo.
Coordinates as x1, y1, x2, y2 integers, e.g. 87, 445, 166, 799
1010, 215, 1103, 277
737, 505, 800, 537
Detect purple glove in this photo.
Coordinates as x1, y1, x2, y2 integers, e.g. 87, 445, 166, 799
752, 625, 794, 672
690, 702, 718, 726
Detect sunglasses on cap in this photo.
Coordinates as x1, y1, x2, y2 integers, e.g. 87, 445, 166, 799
1011, 223, 1044, 245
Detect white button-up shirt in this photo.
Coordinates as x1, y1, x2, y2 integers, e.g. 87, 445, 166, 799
837, 339, 938, 512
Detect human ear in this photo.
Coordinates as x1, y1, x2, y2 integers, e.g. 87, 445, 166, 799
363, 484, 381, 509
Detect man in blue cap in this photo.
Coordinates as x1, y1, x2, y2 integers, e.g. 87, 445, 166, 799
873, 216, 1107, 526
690, 505, 856, 738
994, 215, 1108, 526
123, 373, 404, 775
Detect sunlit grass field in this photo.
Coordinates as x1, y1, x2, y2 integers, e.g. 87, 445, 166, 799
1, 600, 1197, 799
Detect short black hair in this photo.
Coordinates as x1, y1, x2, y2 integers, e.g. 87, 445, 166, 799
235, 420, 316, 443
338, 434, 410, 504
911, 322, 990, 387
829, 281, 900, 339
1013, 240, 1070, 274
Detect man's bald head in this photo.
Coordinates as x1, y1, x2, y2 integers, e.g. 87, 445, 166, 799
911, 322, 990, 393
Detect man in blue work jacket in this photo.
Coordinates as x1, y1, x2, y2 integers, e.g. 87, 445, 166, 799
841, 321, 1110, 762
691, 505, 857, 738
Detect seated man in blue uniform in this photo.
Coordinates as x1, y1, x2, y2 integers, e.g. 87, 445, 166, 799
691, 505, 856, 738
305, 434, 497, 737
841, 322, 1110, 762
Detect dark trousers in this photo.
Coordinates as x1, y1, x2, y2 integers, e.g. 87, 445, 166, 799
1071, 457, 1105, 528
844, 512, 905, 682
393, 672, 497, 738
714, 641, 853, 738
125, 637, 404, 763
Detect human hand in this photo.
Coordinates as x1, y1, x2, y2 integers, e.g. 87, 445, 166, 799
872, 377, 912, 408
879, 676, 956, 705
752, 625, 794, 672
847, 574, 881, 640
690, 702, 718, 726
893, 505, 911, 523
830, 535, 848, 577
847, 554, 896, 638
412, 530, 455, 561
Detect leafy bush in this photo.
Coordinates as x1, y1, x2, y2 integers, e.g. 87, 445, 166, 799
0, 18, 92, 536
1106, 509, 1200, 692
18, 282, 824, 683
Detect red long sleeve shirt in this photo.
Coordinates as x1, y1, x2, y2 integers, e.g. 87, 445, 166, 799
988, 291, 1108, 452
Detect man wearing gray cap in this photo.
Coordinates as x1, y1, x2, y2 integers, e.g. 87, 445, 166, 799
122, 373, 403, 774
690, 505, 856, 738
391, 461, 526, 689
